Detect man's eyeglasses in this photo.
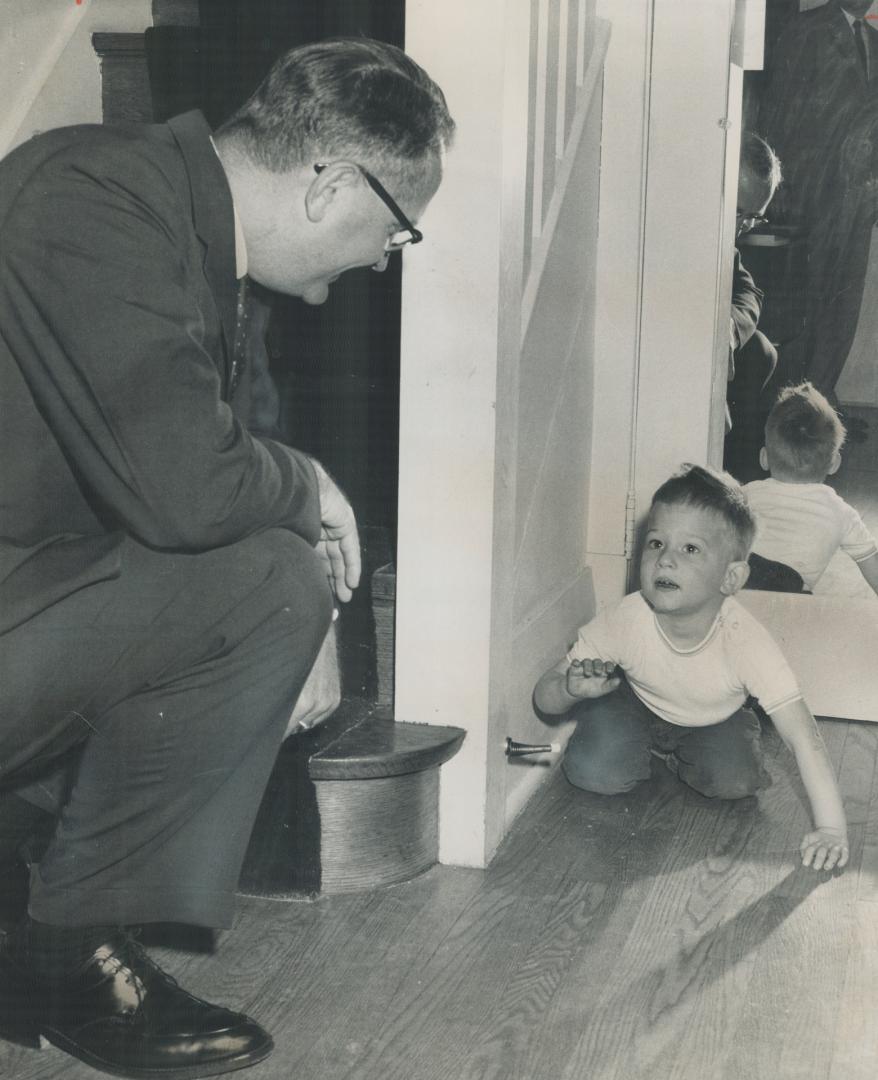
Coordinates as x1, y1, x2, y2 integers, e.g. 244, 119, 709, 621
736, 209, 769, 235
314, 163, 423, 250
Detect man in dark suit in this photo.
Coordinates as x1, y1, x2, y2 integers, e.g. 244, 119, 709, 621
758, 0, 878, 397
0, 38, 454, 1078
724, 132, 783, 483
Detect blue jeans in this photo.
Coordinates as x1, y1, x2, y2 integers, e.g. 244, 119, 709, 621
562, 677, 770, 799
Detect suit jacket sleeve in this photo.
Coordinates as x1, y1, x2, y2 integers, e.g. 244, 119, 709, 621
2, 133, 321, 552
730, 248, 762, 353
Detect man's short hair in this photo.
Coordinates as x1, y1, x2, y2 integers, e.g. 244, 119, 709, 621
740, 131, 783, 196
765, 381, 846, 481
651, 464, 756, 559
215, 38, 455, 196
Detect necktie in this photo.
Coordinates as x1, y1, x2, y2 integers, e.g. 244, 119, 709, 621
853, 19, 871, 81
230, 276, 251, 395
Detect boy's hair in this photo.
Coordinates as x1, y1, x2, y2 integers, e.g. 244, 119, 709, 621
215, 38, 455, 199
651, 464, 756, 559
764, 381, 846, 481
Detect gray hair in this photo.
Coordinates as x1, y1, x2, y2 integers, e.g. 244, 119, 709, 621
740, 130, 783, 195
215, 38, 455, 196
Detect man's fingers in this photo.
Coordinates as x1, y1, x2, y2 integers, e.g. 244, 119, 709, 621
338, 528, 362, 591
320, 535, 361, 603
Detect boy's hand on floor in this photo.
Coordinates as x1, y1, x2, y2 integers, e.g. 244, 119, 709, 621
566, 659, 621, 700
800, 827, 849, 871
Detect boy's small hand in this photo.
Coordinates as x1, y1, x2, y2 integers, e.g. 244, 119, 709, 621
566, 658, 621, 700
800, 827, 849, 871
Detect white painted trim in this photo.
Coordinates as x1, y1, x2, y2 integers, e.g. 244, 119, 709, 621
556, 0, 570, 161
587, 2, 654, 566
576, 0, 588, 85
532, 0, 550, 241
504, 757, 570, 832
732, 0, 766, 70
521, 18, 611, 342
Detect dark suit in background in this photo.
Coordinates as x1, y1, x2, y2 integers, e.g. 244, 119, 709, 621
758, 0, 878, 394
725, 251, 779, 483
0, 111, 331, 928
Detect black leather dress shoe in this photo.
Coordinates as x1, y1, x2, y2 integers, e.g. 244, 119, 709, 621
0, 933, 273, 1078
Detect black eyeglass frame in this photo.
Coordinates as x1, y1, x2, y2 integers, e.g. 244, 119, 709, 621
314, 162, 423, 249
735, 209, 769, 234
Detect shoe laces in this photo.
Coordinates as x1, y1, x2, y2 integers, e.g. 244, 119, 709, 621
96, 930, 181, 1019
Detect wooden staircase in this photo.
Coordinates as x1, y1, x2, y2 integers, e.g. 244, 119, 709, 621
240, 555, 466, 899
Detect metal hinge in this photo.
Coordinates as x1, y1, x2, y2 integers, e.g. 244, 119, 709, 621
623, 489, 637, 560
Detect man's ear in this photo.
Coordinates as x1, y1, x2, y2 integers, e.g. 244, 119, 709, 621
721, 559, 750, 596
827, 449, 842, 475
758, 446, 769, 472
304, 162, 362, 224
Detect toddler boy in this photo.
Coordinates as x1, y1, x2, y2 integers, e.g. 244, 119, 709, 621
743, 382, 878, 594
534, 464, 848, 872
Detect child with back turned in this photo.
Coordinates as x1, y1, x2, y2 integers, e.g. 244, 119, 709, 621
534, 463, 848, 871
742, 381, 878, 595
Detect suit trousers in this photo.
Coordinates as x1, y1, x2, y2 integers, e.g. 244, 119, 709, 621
724, 329, 779, 485
0, 529, 331, 928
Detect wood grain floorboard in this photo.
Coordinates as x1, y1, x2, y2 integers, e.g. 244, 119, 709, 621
2, 719, 877, 1080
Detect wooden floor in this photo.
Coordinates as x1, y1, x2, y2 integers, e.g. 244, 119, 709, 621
2, 410, 874, 1080
3, 717, 878, 1080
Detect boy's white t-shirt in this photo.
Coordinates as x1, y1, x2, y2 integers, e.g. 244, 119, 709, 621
566, 592, 801, 727
743, 478, 878, 589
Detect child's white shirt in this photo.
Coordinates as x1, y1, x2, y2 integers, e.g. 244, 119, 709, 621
566, 593, 801, 726
743, 478, 877, 589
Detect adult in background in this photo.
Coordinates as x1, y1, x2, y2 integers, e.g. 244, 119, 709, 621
758, 0, 878, 400
0, 38, 454, 1079
725, 132, 783, 484
793, 94, 878, 398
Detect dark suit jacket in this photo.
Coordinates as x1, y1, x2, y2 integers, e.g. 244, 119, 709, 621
759, 1, 878, 224
730, 248, 763, 369
0, 111, 320, 634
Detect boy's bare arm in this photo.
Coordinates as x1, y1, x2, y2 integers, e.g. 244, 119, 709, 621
769, 698, 849, 871
534, 657, 621, 715
855, 551, 878, 597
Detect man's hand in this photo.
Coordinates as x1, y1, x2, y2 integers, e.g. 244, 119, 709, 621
286, 619, 341, 736
309, 457, 361, 603
566, 658, 621, 700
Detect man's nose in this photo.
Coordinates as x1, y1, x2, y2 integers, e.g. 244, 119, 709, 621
657, 547, 675, 567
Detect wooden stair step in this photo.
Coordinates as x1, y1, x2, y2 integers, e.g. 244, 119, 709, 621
309, 714, 465, 780
240, 698, 466, 898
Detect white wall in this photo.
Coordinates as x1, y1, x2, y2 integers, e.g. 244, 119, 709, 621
398, 0, 606, 867
0, 0, 152, 157
397, 0, 508, 868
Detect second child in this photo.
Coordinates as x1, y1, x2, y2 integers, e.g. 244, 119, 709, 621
744, 382, 878, 595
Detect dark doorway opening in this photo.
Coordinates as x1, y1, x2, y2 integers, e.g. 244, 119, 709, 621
145, 0, 406, 698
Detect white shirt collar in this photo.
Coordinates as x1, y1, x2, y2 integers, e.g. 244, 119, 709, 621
840, 7, 874, 30
209, 137, 248, 279
231, 204, 248, 280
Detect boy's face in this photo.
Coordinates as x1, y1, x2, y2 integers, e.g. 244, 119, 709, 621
640, 502, 744, 621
